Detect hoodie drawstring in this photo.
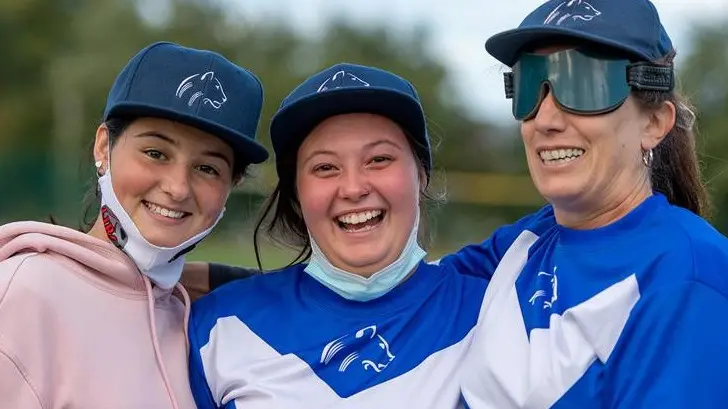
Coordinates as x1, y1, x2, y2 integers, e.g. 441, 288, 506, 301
175, 281, 192, 355
144, 277, 181, 409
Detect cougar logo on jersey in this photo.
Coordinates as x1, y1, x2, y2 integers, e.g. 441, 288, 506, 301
320, 325, 395, 373
528, 266, 559, 309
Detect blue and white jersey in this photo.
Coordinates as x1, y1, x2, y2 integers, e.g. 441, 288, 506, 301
189, 260, 488, 408
458, 194, 728, 408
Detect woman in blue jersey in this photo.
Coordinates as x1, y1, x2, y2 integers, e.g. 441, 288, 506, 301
187, 63, 488, 408
457, 0, 728, 408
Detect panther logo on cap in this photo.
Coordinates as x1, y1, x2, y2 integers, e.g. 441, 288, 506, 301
544, 0, 601, 26
175, 71, 228, 109
316, 70, 370, 93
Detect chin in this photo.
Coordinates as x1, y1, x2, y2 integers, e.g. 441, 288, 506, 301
139, 229, 189, 248
535, 177, 588, 203
338, 251, 390, 275
540, 188, 588, 209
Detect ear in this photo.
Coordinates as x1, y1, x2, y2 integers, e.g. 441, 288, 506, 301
641, 100, 676, 151
93, 124, 111, 174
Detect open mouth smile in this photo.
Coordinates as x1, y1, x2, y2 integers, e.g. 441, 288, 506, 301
142, 200, 191, 220
335, 209, 386, 233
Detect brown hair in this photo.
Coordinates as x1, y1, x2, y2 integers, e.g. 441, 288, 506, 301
632, 50, 710, 217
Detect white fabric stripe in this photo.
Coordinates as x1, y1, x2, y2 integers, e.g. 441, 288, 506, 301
200, 315, 477, 408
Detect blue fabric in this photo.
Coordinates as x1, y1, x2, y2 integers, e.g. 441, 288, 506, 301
486, 0, 673, 66
104, 41, 268, 164
460, 194, 728, 408
189, 261, 487, 407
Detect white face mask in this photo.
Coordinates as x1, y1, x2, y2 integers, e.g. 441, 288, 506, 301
97, 167, 224, 289
304, 210, 427, 301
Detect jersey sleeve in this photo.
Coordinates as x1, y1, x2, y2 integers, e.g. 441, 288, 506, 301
435, 205, 554, 280
604, 281, 728, 408
188, 300, 220, 409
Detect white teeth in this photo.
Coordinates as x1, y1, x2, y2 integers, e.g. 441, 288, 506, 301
145, 202, 186, 219
337, 210, 383, 225
539, 148, 584, 162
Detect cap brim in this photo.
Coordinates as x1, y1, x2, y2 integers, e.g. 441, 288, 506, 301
105, 103, 269, 165
485, 26, 652, 66
270, 87, 428, 167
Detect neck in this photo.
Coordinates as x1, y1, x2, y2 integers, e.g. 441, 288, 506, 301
553, 176, 653, 230
87, 214, 113, 244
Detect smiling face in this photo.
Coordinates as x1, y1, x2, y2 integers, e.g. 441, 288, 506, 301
518, 45, 675, 228
295, 113, 423, 277
521, 93, 649, 215
90, 117, 235, 247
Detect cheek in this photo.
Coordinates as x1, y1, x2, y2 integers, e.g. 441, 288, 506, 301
111, 155, 155, 206
380, 168, 420, 212
520, 122, 537, 152
194, 182, 229, 218
296, 176, 334, 224
520, 121, 533, 140
576, 117, 637, 166
519, 122, 539, 165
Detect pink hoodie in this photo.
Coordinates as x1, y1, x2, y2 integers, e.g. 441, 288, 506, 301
0, 221, 196, 409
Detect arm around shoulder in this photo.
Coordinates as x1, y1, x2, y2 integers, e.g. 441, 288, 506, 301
181, 262, 260, 301
436, 206, 554, 280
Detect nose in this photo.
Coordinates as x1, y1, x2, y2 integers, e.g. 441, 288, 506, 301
338, 169, 370, 201
160, 164, 192, 202
532, 87, 567, 135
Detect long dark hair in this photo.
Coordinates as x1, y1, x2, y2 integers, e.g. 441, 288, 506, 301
632, 50, 710, 217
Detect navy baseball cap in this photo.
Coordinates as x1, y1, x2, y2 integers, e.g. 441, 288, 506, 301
269, 63, 432, 178
486, 0, 673, 66
103, 41, 269, 165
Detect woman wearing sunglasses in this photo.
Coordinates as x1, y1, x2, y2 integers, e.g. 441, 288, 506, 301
459, 0, 728, 408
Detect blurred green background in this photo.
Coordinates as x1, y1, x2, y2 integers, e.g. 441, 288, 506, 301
2, 0, 728, 270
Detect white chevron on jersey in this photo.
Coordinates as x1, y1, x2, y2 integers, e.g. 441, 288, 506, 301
201, 316, 472, 408
462, 231, 641, 408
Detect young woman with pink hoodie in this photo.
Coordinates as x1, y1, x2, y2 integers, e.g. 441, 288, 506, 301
0, 42, 268, 409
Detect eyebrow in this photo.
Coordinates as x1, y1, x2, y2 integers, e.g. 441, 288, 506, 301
303, 138, 403, 163
134, 131, 233, 168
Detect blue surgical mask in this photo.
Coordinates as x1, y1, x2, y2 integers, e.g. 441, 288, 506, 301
304, 211, 427, 302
